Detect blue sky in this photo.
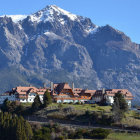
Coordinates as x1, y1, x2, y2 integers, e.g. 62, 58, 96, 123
0, 0, 140, 44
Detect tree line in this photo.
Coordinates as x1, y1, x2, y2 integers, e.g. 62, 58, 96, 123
0, 112, 33, 140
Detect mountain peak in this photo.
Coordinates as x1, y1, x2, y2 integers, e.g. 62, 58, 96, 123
29, 5, 78, 23
44, 5, 78, 21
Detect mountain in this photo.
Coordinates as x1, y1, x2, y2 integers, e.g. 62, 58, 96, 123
0, 5, 140, 103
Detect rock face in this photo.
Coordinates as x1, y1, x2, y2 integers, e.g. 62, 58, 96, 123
0, 5, 140, 103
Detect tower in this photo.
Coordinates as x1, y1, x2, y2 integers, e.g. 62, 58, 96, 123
72, 82, 74, 92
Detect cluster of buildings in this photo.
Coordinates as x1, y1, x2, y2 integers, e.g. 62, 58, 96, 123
0, 82, 133, 107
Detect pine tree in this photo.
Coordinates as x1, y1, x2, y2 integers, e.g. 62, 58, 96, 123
31, 94, 42, 111
112, 98, 122, 123
2, 98, 10, 112
0, 112, 33, 140
114, 91, 128, 112
112, 92, 128, 123
43, 90, 52, 108
24, 121, 33, 140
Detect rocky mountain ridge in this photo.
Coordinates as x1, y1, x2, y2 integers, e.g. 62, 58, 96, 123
0, 5, 140, 103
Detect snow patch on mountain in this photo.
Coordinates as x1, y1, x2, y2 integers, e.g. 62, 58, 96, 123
50, 5, 78, 21
0, 15, 27, 23
44, 31, 60, 40
85, 25, 99, 34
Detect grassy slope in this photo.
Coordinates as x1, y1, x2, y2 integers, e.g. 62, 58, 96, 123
68, 133, 140, 140
25, 103, 140, 139
50, 103, 111, 112
107, 133, 140, 140
46, 103, 140, 127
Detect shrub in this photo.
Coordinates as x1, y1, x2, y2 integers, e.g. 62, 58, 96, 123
89, 128, 110, 139
81, 102, 84, 105
69, 102, 73, 104
58, 103, 63, 110
75, 101, 81, 105
92, 104, 98, 107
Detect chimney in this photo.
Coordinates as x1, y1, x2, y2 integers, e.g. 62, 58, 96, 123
50, 82, 54, 91
72, 82, 74, 92
102, 88, 105, 94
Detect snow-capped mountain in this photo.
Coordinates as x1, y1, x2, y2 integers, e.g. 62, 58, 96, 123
29, 5, 79, 23
0, 5, 140, 103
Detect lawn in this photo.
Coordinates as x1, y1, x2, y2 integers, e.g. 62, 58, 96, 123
107, 133, 140, 140
48, 103, 112, 112
68, 133, 140, 140
21, 102, 32, 107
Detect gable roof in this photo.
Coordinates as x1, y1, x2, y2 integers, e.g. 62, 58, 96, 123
54, 83, 72, 93
105, 89, 133, 97
14, 86, 48, 95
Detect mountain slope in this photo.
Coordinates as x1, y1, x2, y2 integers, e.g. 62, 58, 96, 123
0, 5, 140, 103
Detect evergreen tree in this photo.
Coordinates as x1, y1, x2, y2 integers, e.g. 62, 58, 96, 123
112, 92, 128, 123
24, 120, 33, 140
16, 120, 23, 140
0, 112, 33, 140
114, 91, 128, 112
2, 100, 20, 113
2, 98, 10, 112
112, 98, 123, 123
43, 90, 52, 107
31, 94, 42, 111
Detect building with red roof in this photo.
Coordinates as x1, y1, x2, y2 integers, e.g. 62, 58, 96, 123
0, 82, 133, 107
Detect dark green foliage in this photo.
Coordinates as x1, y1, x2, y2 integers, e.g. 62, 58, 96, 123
68, 128, 110, 139
113, 91, 128, 112
0, 112, 33, 140
112, 91, 128, 122
89, 128, 110, 139
32, 127, 51, 140
99, 97, 107, 106
31, 123, 111, 140
75, 101, 81, 105
31, 95, 42, 112
58, 103, 63, 110
1, 98, 10, 112
43, 90, 52, 108
112, 98, 124, 123
1, 100, 26, 115
75, 111, 112, 125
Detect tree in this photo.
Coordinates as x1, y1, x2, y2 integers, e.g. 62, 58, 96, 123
2, 98, 11, 112
112, 98, 123, 123
31, 95, 42, 111
58, 103, 63, 111
0, 112, 33, 140
114, 91, 128, 112
2, 100, 21, 113
112, 91, 128, 123
43, 90, 52, 107
24, 121, 33, 140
